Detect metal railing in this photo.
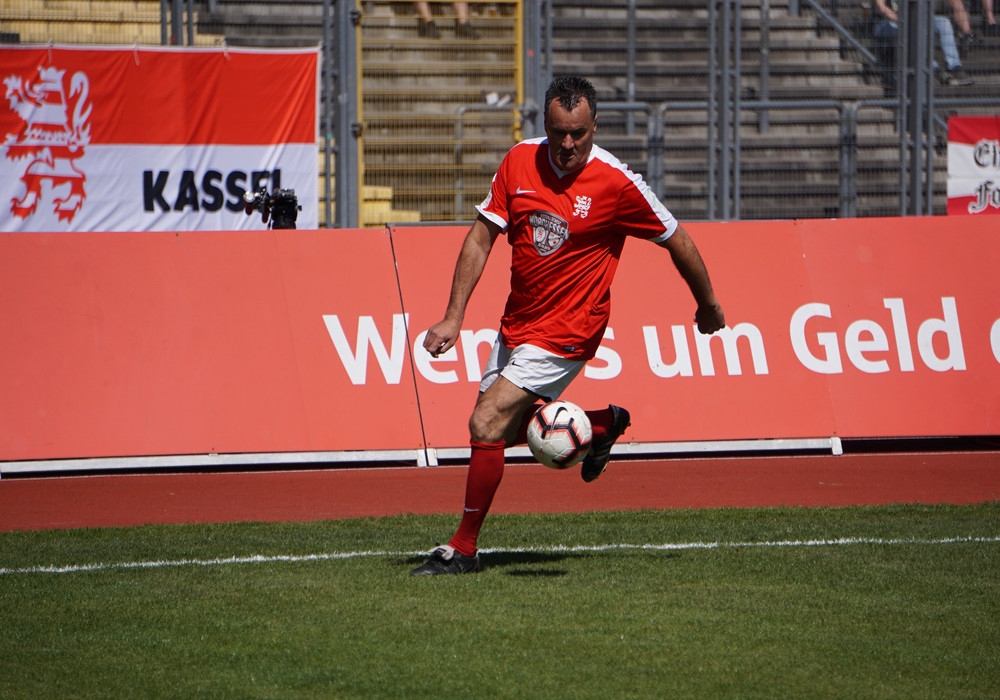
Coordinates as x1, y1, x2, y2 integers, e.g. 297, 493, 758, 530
3, 0, 999, 225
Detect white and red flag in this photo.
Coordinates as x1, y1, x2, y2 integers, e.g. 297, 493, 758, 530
1, 45, 319, 231
947, 115, 1000, 216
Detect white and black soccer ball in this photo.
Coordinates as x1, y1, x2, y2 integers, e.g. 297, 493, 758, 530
526, 400, 593, 469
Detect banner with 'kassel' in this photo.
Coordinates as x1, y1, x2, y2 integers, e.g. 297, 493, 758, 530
0, 45, 319, 231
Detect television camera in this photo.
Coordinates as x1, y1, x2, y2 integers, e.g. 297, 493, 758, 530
243, 188, 301, 229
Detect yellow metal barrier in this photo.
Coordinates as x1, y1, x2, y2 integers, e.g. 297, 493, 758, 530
358, 1, 522, 224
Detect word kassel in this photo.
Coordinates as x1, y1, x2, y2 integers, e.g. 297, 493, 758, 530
143, 169, 283, 213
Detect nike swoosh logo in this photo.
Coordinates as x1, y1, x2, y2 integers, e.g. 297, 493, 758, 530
515, 187, 535, 195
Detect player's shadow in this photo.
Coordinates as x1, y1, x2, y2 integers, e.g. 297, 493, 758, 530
485, 550, 572, 578
402, 551, 573, 577
489, 550, 681, 576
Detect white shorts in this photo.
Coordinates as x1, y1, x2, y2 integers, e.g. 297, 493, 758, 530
478, 334, 585, 402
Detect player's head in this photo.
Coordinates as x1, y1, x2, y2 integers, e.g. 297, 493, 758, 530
543, 76, 597, 173
544, 76, 598, 121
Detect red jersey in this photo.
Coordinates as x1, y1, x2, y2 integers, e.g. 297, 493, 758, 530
476, 137, 678, 360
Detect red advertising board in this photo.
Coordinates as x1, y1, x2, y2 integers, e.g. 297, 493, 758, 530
1, 216, 998, 467
402, 218, 1000, 449
0, 229, 423, 461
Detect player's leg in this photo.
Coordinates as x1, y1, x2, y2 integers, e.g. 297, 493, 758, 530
447, 377, 540, 553
411, 340, 583, 575
453, 343, 589, 546
580, 405, 632, 483
409, 377, 536, 576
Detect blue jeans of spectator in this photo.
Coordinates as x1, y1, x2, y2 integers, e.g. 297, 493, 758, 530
874, 17, 963, 74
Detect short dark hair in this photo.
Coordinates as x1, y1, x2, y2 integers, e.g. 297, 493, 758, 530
544, 76, 597, 120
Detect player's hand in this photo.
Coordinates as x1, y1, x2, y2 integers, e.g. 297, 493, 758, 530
423, 319, 461, 357
694, 303, 725, 334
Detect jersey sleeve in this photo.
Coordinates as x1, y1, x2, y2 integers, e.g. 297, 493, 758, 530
615, 170, 678, 244
475, 148, 512, 230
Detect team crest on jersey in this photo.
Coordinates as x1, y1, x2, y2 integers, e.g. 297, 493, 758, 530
529, 210, 570, 256
3, 65, 92, 222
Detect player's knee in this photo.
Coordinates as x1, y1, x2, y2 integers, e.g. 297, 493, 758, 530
468, 408, 505, 444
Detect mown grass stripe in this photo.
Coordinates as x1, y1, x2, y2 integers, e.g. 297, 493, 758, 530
2, 535, 997, 576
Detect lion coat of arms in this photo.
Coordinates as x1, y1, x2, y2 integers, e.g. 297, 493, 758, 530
4, 66, 92, 221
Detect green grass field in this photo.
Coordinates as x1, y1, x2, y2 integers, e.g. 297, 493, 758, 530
2, 503, 999, 698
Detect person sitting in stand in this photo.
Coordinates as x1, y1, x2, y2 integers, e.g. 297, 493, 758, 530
985, 0, 1000, 35
948, 0, 999, 46
873, 0, 971, 92
415, 2, 480, 39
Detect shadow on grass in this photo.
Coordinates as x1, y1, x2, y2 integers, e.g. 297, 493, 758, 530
485, 550, 571, 577
401, 550, 574, 577
403, 549, 682, 576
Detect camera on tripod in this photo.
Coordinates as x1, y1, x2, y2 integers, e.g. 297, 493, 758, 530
243, 188, 301, 229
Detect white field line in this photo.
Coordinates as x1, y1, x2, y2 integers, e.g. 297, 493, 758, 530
2, 535, 999, 576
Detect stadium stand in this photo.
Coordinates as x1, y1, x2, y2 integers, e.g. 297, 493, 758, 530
199, 0, 519, 223
0, 0, 216, 46
4, 0, 998, 222
356, 2, 518, 222
546, 0, 997, 219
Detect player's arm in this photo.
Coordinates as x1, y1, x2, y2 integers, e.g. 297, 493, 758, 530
657, 224, 726, 334
424, 215, 503, 357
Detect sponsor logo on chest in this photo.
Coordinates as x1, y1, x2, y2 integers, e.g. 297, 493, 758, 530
529, 210, 570, 256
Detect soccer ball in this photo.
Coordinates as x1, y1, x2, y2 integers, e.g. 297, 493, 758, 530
526, 400, 592, 470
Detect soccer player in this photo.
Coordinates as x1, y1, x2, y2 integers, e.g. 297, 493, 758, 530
410, 76, 726, 576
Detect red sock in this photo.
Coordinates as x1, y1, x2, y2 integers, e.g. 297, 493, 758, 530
585, 406, 614, 442
448, 440, 506, 556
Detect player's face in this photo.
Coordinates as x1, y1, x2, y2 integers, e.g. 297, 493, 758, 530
544, 98, 596, 173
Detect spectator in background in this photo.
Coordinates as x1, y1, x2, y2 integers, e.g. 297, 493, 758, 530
984, 0, 999, 34
416, 2, 480, 39
947, 0, 998, 46
873, 0, 970, 91
986, 0, 1000, 35
948, 0, 975, 53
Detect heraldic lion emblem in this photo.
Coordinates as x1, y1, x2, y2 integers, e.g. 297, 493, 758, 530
4, 66, 92, 222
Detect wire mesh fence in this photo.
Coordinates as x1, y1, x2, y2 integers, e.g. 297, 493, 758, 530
0, 0, 215, 47
3, 0, 999, 225
359, 1, 521, 224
